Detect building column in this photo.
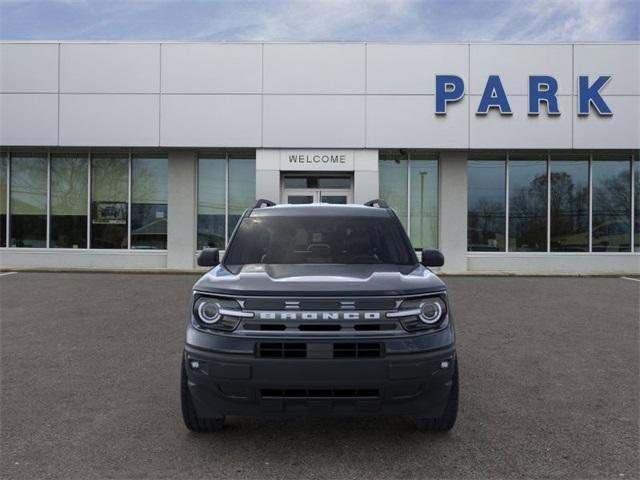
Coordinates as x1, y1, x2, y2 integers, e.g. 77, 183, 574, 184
354, 149, 379, 204
167, 150, 197, 269
255, 149, 280, 203
439, 151, 468, 273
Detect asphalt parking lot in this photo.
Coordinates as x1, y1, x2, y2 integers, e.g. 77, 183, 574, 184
1, 273, 638, 480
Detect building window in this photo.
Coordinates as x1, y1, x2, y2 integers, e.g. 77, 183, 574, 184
228, 153, 256, 237
635, 158, 639, 251
468, 156, 506, 251
10, 154, 47, 248
549, 154, 589, 252
91, 154, 128, 249
379, 151, 438, 248
0, 154, 7, 247
197, 151, 256, 250
508, 153, 548, 252
131, 155, 168, 249
592, 153, 631, 252
468, 151, 638, 253
50, 154, 88, 248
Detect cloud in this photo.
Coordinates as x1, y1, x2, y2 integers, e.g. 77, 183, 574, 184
0, 0, 637, 41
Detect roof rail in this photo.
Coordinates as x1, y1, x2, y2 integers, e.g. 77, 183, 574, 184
254, 199, 276, 208
364, 199, 389, 208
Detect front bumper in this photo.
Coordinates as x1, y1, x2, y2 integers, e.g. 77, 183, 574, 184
184, 325, 456, 418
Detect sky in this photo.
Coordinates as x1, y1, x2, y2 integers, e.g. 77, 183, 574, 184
0, 0, 638, 42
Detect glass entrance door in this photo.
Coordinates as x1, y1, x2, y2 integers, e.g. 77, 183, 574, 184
282, 175, 353, 205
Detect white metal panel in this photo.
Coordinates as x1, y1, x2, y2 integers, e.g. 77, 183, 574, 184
470, 44, 573, 95
0, 94, 58, 145
0, 44, 59, 93
469, 95, 573, 149
263, 43, 365, 94
161, 43, 262, 93
574, 44, 640, 95
60, 43, 160, 93
263, 95, 365, 147
573, 96, 640, 149
367, 43, 468, 94
161, 94, 261, 147
59, 94, 159, 146
366, 95, 469, 148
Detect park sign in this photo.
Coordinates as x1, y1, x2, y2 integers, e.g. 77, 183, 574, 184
435, 75, 613, 116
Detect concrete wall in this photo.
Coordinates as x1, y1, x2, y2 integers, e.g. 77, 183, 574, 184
1, 42, 638, 149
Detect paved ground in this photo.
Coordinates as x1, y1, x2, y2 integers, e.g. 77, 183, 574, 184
1, 273, 638, 480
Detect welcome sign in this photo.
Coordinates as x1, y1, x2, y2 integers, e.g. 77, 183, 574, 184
279, 150, 355, 171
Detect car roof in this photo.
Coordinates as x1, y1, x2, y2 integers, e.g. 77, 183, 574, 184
249, 203, 392, 218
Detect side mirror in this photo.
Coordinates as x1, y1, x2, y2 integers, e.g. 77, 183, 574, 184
421, 249, 444, 267
197, 248, 220, 267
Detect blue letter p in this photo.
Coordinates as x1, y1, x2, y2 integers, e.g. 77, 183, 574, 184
435, 75, 464, 115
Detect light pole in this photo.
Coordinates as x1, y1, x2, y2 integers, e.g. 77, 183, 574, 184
420, 171, 427, 247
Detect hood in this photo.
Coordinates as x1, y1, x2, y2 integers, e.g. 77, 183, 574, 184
193, 264, 446, 297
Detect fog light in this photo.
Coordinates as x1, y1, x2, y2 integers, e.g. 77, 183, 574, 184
440, 360, 449, 369
189, 360, 200, 370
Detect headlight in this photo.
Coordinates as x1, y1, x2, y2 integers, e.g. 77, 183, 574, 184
195, 298, 221, 324
192, 294, 253, 331
387, 294, 448, 331
418, 298, 445, 324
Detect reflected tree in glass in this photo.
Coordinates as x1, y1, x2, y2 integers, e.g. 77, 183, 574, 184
197, 157, 226, 249
467, 159, 506, 251
91, 155, 128, 249
508, 158, 547, 252
131, 156, 168, 249
10, 155, 47, 248
51, 155, 88, 248
592, 157, 631, 252
549, 157, 589, 252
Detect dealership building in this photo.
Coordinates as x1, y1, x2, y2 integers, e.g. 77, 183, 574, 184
0, 41, 638, 273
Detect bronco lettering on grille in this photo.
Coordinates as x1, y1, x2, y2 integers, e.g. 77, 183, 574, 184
257, 312, 382, 321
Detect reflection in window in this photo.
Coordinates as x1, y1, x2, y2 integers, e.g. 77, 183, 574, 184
50, 155, 88, 248
228, 155, 256, 239
550, 155, 589, 252
409, 155, 438, 248
91, 155, 128, 249
467, 158, 506, 251
592, 155, 631, 252
131, 156, 168, 249
635, 158, 639, 251
0, 155, 6, 247
10, 154, 47, 247
508, 155, 547, 252
197, 156, 226, 249
379, 152, 408, 230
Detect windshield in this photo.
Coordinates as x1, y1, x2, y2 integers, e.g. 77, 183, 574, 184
224, 215, 417, 266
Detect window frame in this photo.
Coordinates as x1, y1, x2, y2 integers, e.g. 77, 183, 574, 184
467, 150, 638, 254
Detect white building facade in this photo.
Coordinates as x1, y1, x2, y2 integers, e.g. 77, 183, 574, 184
0, 41, 638, 273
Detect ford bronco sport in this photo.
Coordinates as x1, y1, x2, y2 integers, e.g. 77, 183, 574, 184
181, 199, 458, 432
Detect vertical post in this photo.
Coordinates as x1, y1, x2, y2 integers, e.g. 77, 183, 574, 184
224, 153, 229, 247
438, 151, 468, 273
630, 152, 635, 252
6, 151, 11, 247
167, 150, 197, 269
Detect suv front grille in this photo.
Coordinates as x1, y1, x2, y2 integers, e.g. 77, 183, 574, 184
257, 342, 383, 359
261, 388, 379, 398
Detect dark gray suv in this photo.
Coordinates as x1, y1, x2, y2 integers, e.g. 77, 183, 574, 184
181, 199, 458, 432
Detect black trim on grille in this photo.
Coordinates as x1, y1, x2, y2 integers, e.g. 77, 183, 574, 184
257, 342, 383, 359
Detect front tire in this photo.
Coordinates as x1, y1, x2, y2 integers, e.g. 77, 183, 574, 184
181, 358, 225, 432
414, 361, 459, 432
